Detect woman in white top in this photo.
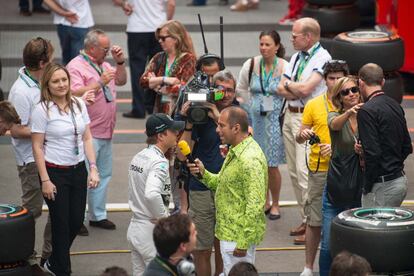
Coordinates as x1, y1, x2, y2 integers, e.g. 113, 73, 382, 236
31, 63, 99, 276
236, 30, 288, 220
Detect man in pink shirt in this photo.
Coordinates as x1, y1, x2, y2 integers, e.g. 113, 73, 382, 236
67, 29, 127, 233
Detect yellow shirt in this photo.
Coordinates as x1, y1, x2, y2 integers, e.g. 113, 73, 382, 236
302, 93, 335, 172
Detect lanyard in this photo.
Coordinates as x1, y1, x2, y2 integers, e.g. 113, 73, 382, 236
81, 52, 103, 75
295, 43, 321, 81
69, 106, 80, 156
164, 54, 177, 77
259, 57, 278, 96
81, 52, 113, 102
23, 68, 40, 88
366, 90, 384, 102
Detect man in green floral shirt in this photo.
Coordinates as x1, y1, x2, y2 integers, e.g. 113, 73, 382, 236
188, 106, 267, 275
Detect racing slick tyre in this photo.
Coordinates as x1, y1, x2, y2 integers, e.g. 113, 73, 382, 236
383, 71, 404, 104
0, 261, 31, 276
0, 204, 35, 263
330, 207, 414, 274
306, 0, 357, 5
302, 4, 360, 35
331, 31, 405, 73
320, 37, 335, 53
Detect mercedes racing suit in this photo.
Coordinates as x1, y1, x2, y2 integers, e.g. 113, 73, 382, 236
127, 145, 171, 276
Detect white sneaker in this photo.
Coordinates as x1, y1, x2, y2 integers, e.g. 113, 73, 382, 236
300, 267, 313, 276
43, 260, 56, 276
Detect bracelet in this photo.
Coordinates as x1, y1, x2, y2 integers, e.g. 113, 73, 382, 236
41, 179, 50, 183
117, 60, 125, 65
162, 77, 166, 85
184, 127, 192, 131
90, 164, 98, 170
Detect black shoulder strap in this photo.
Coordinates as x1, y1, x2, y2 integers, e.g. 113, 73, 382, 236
248, 57, 254, 84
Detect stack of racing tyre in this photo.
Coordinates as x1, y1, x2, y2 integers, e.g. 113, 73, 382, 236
330, 207, 414, 275
0, 204, 34, 276
302, 0, 361, 52
330, 30, 405, 103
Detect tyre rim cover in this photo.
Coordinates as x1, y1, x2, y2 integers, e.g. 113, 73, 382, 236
0, 204, 17, 216
354, 208, 413, 221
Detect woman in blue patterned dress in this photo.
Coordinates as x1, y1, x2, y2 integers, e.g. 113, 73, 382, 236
236, 30, 287, 219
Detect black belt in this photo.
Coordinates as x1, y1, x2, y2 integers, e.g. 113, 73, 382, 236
375, 171, 404, 183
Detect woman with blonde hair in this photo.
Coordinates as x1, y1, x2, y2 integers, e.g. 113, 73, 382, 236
140, 20, 196, 115
31, 63, 99, 275
320, 76, 364, 276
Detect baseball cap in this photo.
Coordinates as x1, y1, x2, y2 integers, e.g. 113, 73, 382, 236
145, 113, 185, 136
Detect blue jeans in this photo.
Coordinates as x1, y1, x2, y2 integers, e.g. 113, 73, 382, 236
57, 24, 89, 65
192, 0, 207, 5
20, 0, 42, 10
87, 138, 113, 221
319, 187, 360, 276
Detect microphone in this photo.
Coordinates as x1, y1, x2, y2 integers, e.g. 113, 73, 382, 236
178, 140, 202, 178
178, 140, 196, 163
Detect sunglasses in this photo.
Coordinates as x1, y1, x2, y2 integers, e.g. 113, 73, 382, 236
158, 35, 172, 42
340, 86, 359, 96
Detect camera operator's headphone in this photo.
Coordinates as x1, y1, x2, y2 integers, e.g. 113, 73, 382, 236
196, 53, 225, 71
156, 255, 195, 276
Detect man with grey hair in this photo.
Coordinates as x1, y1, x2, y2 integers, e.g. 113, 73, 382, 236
176, 69, 238, 276
357, 63, 412, 207
67, 29, 127, 234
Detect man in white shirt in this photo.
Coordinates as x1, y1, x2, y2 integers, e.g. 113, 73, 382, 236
44, 0, 94, 64
113, 0, 175, 118
7, 37, 54, 276
127, 113, 184, 275
277, 17, 331, 247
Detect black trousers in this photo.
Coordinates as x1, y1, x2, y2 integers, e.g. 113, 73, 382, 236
44, 162, 87, 276
127, 32, 161, 116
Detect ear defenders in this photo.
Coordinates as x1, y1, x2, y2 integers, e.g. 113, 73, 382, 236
196, 53, 225, 71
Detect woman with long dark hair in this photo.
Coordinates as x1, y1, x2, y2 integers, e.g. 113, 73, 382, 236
236, 30, 288, 220
31, 63, 99, 275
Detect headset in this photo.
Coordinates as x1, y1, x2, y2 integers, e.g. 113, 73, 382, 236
196, 53, 225, 71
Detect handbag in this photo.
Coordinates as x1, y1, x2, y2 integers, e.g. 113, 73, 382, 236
326, 153, 363, 206
143, 52, 166, 114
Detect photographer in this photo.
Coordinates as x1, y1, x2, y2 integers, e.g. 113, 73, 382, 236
175, 69, 237, 276
295, 60, 349, 276
144, 214, 197, 276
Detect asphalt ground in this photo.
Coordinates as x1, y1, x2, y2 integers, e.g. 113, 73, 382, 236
1, 0, 414, 275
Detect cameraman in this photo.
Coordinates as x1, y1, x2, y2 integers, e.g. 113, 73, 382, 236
176, 69, 238, 276
295, 60, 349, 276
144, 214, 197, 276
